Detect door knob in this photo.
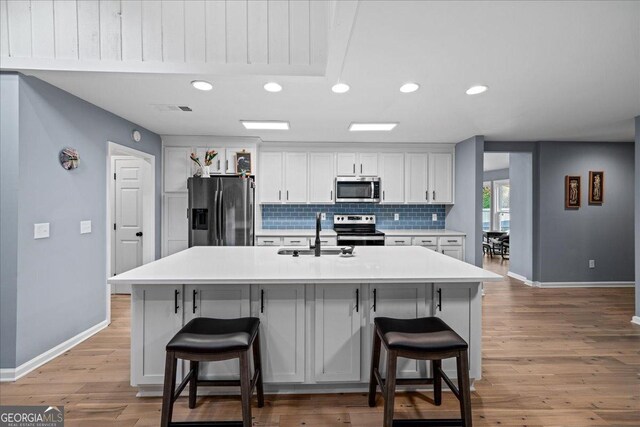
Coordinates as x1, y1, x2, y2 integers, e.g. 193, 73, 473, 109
136, 232, 143, 237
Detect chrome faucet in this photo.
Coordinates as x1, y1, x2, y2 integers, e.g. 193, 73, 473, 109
314, 212, 322, 257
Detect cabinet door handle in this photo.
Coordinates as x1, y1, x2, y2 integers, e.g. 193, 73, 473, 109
174, 289, 180, 314
360, 164, 363, 174
355, 288, 359, 312
426, 190, 428, 201
383, 190, 385, 200
372, 289, 377, 312
226, 159, 229, 171
330, 190, 333, 201
192, 290, 197, 314
286, 190, 289, 200
433, 190, 436, 200
261, 289, 265, 313
278, 190, 281, 201
437, 288, 442, 312
352, 163, 355, 174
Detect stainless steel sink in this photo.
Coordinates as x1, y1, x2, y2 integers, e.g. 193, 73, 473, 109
277, 248, 344, 256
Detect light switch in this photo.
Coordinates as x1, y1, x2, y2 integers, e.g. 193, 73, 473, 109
80, 220, 92, 234
394, 213, 400, 221
321, 213, 326, 220
432, 214, 438, 221
34, 223, 50, 239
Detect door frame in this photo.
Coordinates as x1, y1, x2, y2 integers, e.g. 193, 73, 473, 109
106, 142, 156, 318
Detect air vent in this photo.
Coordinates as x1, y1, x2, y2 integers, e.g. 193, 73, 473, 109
150, 104, 193, 112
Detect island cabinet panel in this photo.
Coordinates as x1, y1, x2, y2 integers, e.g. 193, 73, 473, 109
184, 285, 251, 380
433, 284, 473, 377
314, 284, 362, 382
253, 284, 305, 383
367, 284, 431, 379
131, 285, 184, 386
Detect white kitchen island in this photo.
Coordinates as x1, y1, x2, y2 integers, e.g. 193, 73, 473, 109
108, 246, 501, 396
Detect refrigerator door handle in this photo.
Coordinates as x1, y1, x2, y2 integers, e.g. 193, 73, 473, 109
213, 186, 220, 245
218, 178, 225, 245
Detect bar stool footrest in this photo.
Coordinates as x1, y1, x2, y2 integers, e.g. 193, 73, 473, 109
392, 419, 463, 426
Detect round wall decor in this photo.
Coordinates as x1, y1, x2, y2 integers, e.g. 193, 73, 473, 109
59, 147, 79, 170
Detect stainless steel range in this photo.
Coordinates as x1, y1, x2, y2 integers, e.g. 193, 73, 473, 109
333, 214, 385, 246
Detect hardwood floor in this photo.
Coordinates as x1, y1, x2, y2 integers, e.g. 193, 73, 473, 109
1, 256, 638, 426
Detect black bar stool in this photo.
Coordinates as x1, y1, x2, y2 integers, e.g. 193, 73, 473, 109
368, 317, 472, 427
160, 317, 264, 427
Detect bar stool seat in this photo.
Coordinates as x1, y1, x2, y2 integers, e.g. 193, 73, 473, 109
375, 317, 468, 352
161, 317, 264, 427
369, 317, 473, 427
167, 317, 260, 353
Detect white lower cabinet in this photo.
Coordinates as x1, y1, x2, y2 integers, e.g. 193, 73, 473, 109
314, 284, 362, 382
368, 283, 431, 378
254, 284, 305, 383
184, 284, 251, 380
433, 284, 473, 377
131, 285, 184, 386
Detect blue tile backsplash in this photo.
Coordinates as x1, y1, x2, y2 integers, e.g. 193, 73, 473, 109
261, 204, 446, 230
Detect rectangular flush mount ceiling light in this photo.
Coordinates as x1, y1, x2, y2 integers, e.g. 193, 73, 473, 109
241, 121, 290, 130
349, 123, 398, 131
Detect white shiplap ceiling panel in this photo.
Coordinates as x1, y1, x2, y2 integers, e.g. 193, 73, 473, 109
0, 0, 329, 75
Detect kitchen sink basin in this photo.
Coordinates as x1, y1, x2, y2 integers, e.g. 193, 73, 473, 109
277, 248, 346, 256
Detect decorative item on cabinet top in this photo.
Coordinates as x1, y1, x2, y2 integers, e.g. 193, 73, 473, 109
59, 147, 79, 170
235, 150, 252, 176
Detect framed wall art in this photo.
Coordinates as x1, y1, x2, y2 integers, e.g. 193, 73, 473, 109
565, 175, 581, 209
235, 150, 252, 175
588, 171, 604, 205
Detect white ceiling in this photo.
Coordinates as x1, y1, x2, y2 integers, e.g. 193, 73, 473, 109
484, 153, 510, 172
9, 1, 640, 143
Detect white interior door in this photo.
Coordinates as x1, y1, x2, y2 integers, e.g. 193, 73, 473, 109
114, 157, 144, 293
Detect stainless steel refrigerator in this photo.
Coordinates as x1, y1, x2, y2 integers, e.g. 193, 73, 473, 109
187, 176, 255, 246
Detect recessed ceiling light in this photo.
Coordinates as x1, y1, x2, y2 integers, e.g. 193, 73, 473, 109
332, 83, 350, 93
400, 83, 420, 93
466, 85, 488, 95
191, 80, 213, 91
264, 82, 282, 92
349, 123, 398, 132
241, 121, 290, 130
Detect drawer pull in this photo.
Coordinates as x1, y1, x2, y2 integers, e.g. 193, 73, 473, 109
447, 239, 458, 243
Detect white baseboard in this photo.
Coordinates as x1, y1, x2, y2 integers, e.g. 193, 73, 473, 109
507, 271, 534, 286
532, 281, 634, 288
632, 316, 640, 326
0, 319, 109, 382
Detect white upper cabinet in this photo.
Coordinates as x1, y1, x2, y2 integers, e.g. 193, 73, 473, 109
259, 152, 284, 203
336, 152, 378, 177
359, 153, 378, 176
429, 153, 454, 204
308, 153, 335, 203
164, 146, 192, 192
405, 153, 429, 203
284, 152, 308, 203
336, 153, 357, 176
379, 153, 404, 203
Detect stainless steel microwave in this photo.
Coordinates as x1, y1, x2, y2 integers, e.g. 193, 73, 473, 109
335, 177, 381, 203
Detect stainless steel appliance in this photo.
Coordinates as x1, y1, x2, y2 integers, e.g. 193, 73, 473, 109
335, 177, 381, 203
333, 214, 385, 246
187, 176, 255, 246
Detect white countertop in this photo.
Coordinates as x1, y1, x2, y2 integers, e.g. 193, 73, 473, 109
379, 229, 466, 237
108, 246, 501, 285
256, 229, 337, 237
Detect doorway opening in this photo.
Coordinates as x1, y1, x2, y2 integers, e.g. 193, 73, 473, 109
106, 142, 155, 305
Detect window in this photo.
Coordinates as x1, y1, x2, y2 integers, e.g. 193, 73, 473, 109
482, 182, 491, 231
494, 180, 510, 232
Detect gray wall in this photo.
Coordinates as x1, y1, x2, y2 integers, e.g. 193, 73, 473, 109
0, 74, 19, 369
483, 168, 509, 183
509, 153, 533, 280
446, 136, 484, 267
1, 74, 162, 368
635, 116, 639, 317
537, 141, 634, 282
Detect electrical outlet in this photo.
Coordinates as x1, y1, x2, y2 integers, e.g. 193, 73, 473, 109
34, 223, 50, 239
394, 213, 400, 221
589, 260, 595, 269
321, 213, 326, 221
432, 213, 438, 221
80, 220, 92, 234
